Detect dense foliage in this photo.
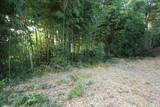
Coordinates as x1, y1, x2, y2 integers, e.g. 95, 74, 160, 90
0, 0, 160, 79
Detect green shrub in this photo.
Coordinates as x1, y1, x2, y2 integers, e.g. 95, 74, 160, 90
68, 82, 86, 100
0, 80, 5, 91
50, 56, 71, 70
97, 7, 149, 58
0, 90, 13, 106
80, 44, 105, 64
13, 93, 59, 107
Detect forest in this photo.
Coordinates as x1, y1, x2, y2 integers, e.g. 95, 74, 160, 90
0, 0, 160, 107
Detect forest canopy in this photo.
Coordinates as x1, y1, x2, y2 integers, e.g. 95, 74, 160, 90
0, 0, 160, 79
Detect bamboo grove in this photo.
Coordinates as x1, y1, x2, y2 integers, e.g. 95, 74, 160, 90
0, 0, 160, 79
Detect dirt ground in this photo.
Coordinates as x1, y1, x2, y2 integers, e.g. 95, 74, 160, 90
11, 50, 160, 107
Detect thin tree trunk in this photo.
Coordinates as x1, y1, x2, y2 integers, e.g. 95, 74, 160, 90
8, 31, 11, 87
29, 48, 34, 71
28, 34, 34, 71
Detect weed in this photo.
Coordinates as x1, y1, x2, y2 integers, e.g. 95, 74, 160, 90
56, 79, 68, 85
39, 84, 53, 90
25, 85, 35, 91
0, 80, 5, 91
68, 82, 86, 100
0, 90, 13, 106
13, 93, 59, 107
86, 80, 95, 86
69, 74, 79, 82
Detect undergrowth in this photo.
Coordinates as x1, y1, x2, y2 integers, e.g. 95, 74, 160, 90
68, 82, 86, 100
13, 93, 59, 107
0, 80, 5, 91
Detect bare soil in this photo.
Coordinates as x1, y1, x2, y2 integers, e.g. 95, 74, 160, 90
11, 53, 160, 107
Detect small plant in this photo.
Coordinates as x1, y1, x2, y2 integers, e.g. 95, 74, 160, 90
69, 74, 79, 82
86, 80, 95, 86
39, 83, 53, 90
56, 79, 68, 85
0, 90, 13, 106
68, 82, 86, 100
13, 93, 59, 107
0, 80, 5, 91
25, 85, 35, 91
50, 56, 70, 69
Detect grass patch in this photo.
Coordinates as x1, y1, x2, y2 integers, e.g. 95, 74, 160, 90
69, 74, 79, 82
13, 93, 59, 107
3, 70, 44, 87
0, 90, 14, 106
105, 58, 118, 64
68, 82, 86, 100
1, 65, 58, 87
1, 89, 59, 107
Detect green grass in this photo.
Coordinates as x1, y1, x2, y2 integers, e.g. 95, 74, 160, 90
0, 90, 13, 106
0, 89, 60, 107
3, 71, 44, 87
13, 93, 59, 107
1, 65, 58, 87
69, 74, 79, 82
68, 82, 86, 100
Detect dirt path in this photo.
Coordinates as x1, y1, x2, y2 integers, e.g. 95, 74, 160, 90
12, 56, 160, 107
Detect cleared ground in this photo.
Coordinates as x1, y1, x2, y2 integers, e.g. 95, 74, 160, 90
11, 50, 160, 107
